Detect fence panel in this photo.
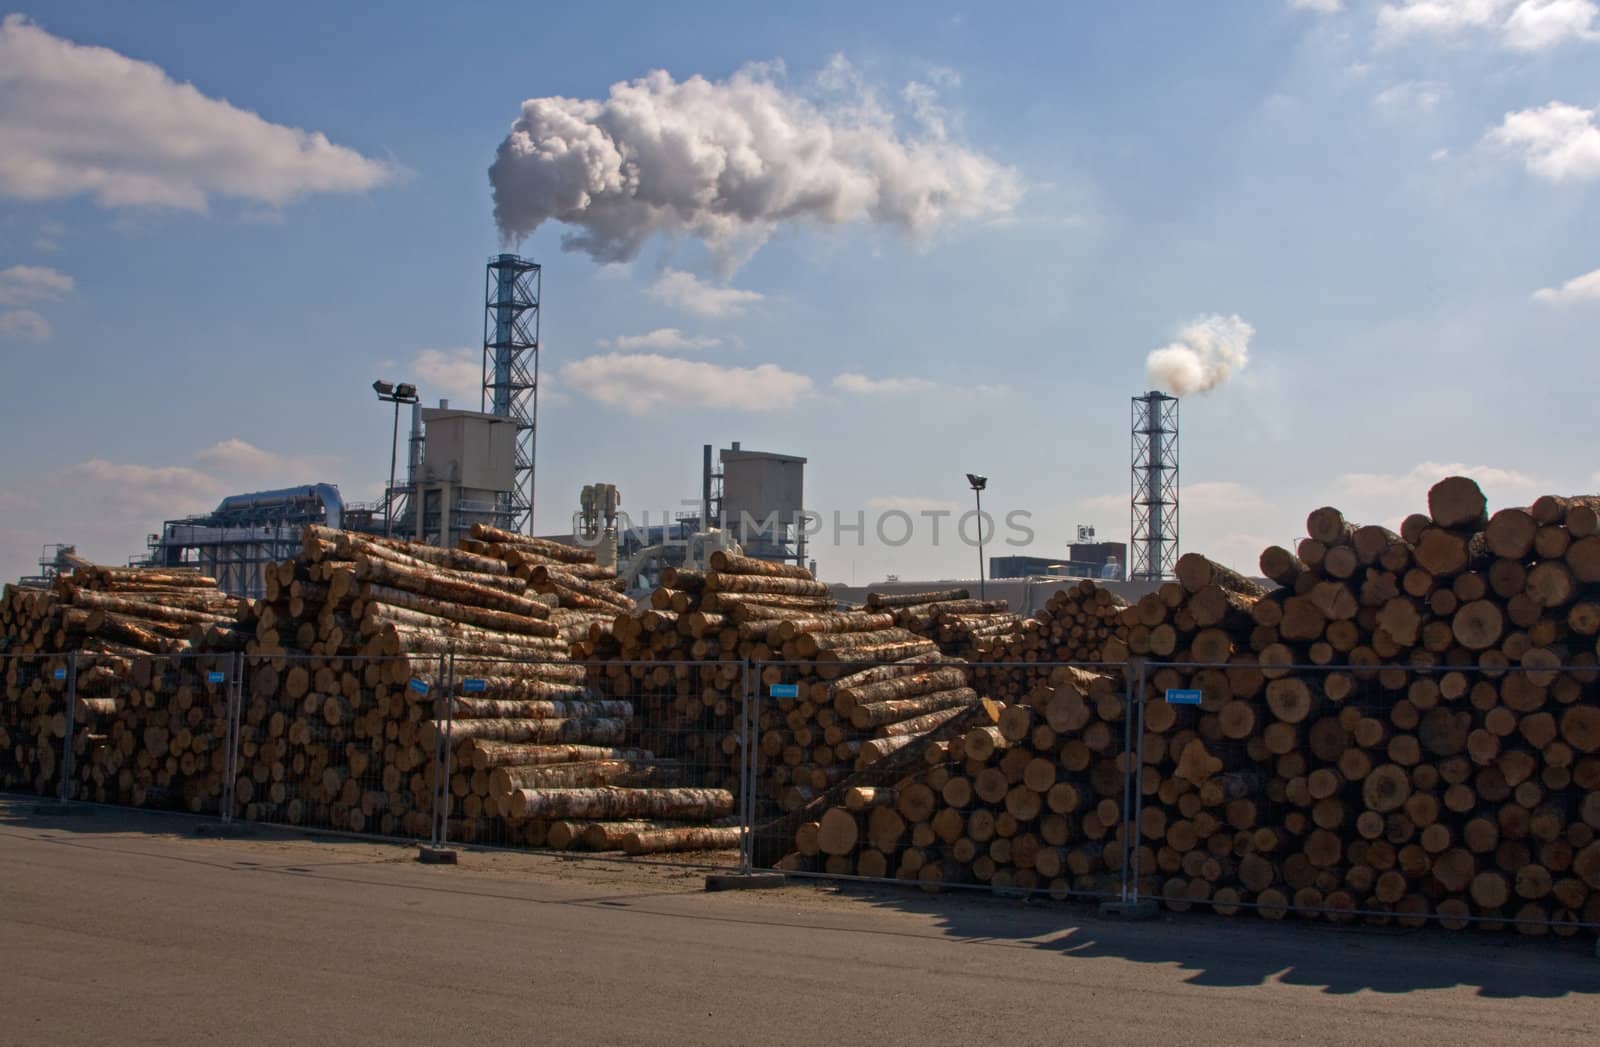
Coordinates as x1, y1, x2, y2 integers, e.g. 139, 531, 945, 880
753, 657, 1134, 902
1133, 659, 1600, 936
231, 653, 436, 839
0, 652, 69, 798
112, 651, 236, 813
428, 656, 745, 868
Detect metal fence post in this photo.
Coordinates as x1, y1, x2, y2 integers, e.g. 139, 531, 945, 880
438, 650, 457, 848
1129, 658, 1149, 904
739, 659, 755, 875
429, 653, 448, 848
1119, 659, 1136, 902
221, 651, 244, 823
58, 652, 78, 801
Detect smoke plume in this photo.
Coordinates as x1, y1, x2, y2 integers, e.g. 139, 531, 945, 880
1144, 314, 1253, 396
488, 59, 1019, 272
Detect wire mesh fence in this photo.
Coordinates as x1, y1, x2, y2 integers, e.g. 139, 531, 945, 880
0, 651, 70, 797
232, 653, 440, 840
429, 657, 748, 868
1131, 659, 1600, 935
80, 651, 236, 812
4, 641, 1599, 940
750, 658, 1136, 903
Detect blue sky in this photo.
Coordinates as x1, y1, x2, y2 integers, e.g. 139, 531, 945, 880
1, 1, 1597, 584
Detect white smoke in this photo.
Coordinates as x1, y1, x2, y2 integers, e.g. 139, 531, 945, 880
488, 59, 1019, 273
1144, 314, 1254, 396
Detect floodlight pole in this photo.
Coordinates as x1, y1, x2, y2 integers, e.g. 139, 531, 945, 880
386, 399, 402, 538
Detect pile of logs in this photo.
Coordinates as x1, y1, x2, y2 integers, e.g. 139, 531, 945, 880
458, 523, 630, 646
963, 581, 1131, 701
8, 472, 1600, 925
233, 525, 737, 853
864, 588, 1028, 710
776, 664, 1130, 895
585, 549, 842, 794
1112, 479, 1600, 931
765, 476, 1600, 933
1, 528, 740, 856
589, 556, 1009, 817
868, 588, 1022, 666
0, 567, 244, 805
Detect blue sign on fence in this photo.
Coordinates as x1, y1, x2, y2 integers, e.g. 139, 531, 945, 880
207, 671, 226, 684
52, 668, 66, 681
769, 683, 799, 699
408, 678, 431, 695
462, 678, 487, 694
1165, 688, 1202, 706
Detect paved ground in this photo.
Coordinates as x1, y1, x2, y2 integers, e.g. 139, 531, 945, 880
1, 799, 1596, 1046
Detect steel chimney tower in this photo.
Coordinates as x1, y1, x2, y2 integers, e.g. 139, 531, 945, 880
1130, 390, 1179, 581
482, 254, 541, 533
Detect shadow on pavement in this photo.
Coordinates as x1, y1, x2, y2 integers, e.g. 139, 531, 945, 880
8, 793, 1595, 1000
801, 878, 1600, 1000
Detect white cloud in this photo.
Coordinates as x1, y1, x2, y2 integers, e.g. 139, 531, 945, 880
0, 309, 50, 340
1488, 102, 1600, 182
65, 458, 222, 517
191, 438, 331, 482
559, 352, 811, 414
488, 57, 1020, 273
867, 496, 963, 513
833, 373, 938, 395
410, 347, 484, 406
1502, 0, 1600, 50
646, 269, 765, 318
601, 328, 722, 352
1373, 80, 1448, 115
1337, 461, 1538, 498
0, 15, 394, 210
1289, 0, 1344, 11
0, 264, 72, 306
1378, 0, 1510, 43
1533, 265, 1600, 303
1376, 0, 1598, 49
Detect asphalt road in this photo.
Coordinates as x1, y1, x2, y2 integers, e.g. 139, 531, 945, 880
1, 802, 1596, 1046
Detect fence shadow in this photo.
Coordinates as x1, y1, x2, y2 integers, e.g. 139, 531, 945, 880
808, 878, 1599, 1000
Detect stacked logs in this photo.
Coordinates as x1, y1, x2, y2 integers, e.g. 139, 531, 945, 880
589, 554, 1005, 817
966, 580, 1131, 702
867, 588, 1021, 660
766, 476, 1600, 933
457, 522, 632, 648
0, 567, 244, 805
226, 525, 569, 836
586, 550, 844, 794
1114, 478, 1600, 932
233, 525, 735, 853
777, 664, 1131, 895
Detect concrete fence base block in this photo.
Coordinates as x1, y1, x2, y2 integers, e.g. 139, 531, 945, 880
705, 872, 786, 891
416, 846, 458, 865
30, 802, 90, 817
193, 822, 259, 838
1099, 899, 1159, 920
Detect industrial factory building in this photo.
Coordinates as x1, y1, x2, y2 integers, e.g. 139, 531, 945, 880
18, 248, 1188, 601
